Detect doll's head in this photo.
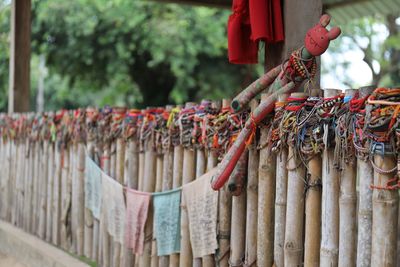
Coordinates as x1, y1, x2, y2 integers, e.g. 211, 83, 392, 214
305, 14, 341, 56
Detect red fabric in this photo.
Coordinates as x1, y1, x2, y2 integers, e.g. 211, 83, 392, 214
228, 0, 284, 64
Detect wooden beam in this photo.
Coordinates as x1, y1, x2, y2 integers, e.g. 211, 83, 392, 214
8, 0, 31, 113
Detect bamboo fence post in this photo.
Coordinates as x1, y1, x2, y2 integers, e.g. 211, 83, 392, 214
303, 89, 322, 267
46, 141, 55, 242
257, 95, 276, 267
273, 94, 289, 267
101, 143, 112, 267
169, 139, 184, 267
77, 142, 86, 255
23, 139, 32, 231
320, 89, 341, 266
11, 139, 19, 227
198, 141, 215, 267
370, 155, 399, 266
84, 129, 94, 261
135, 140, 146, 267
356, 86, 375, 267
159, 121, 174, 267
216, 99, 232, 267
32, 140, 40, 234
87, 127, 100, 262
1, 141, 11, 221
37, 140, 47, 238
139, 138, 157, 267
52, 143, 62, 246
60, 144, 72, 251
244, 99, 260, 267
338, 89, 358, 267
229, 152, 248, 267
122, 139, 138, 267
304, 152, 322, 267
284, 102, 306, 266
180, 103, 197, 267
151, 146, 164, 267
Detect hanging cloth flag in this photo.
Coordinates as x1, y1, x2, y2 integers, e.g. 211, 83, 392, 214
228, 0, 284, 64
85, 156, 102, 220
182, 168, 219, 258
102, 173, 126, 244
153, 188, 182, 256
125, 188, 151, 254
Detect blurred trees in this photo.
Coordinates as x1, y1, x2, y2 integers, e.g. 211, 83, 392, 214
323, 14, 400, 88
0, 0, 263, 111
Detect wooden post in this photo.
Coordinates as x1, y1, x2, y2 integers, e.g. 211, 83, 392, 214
284, 122, 306, 266
229, 152, 247, 267
257, 95, 276, 267
122, 139, 138, 267
60, 145, 72, 250
304, 152, 322, 267
159, 130, 174, 267
8, 0, 31, 113
244, 99, 260, 267
273, 94, 288, 267
169, 144, 183, 267
320, 89, 341, 266
356, 86, 375, 267
77, 143, 86, 254
38, 140, 49, 240
216, 99, 232, 267
139, 139, 157, 267
180, 102, 196, 267
46, 142, 54, 242
101, 143, 112, 267
151, 148, 164, 267
338, 89, 357, 267
371, 155, 399, 266
52, 144, 62, 246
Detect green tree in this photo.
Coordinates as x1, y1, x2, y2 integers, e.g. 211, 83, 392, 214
322, 14, 400, 88
29, 0, 261, 110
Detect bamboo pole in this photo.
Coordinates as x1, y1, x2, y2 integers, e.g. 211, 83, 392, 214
273, 145, 288, 267
216, 99, 232, 267
84, 131, 94, 260
159, 138, 174, 267
76, 142, 86, 255
356, 86, 375, 267
46, 142, 54, 242
320, 89, 341, 266
303, 89, 322, 267
284, 141, 306, 266
273, 94, 289, 267
256, 95, 276, 267
197, 144, 215, 267
151, 149, 164, 267
23, 139, 32, 231
244, 99, 260, 267
60, 145, 72, 250
101, 143, 112, 267
32, 140, 40, 234
304, 154, 322, 267
52, 143, 62, 246
139, 140, 157, 267
338, 89, 358, 267
229, 152, 247, 267
179, 103, 196, 267
122, 139, 138, 267
38, 140, 49, 240
87, 137, 100, 262
11, 139, 19, 226
370, 155, 398, 266
169, 144, 183, 267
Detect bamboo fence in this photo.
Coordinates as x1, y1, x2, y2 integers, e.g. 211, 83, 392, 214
1, 85, 400, 267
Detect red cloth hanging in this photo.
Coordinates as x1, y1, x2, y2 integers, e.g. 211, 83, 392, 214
228, 0, 284, 64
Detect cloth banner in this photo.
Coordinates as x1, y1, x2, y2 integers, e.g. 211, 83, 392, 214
125, 188, 151, 254
153, 188, 181, 256
85, 156, 102, 219
102, 173, 126, 244
182, 168, 219, 258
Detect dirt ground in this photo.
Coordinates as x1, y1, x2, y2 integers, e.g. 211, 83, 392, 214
0, 252, 27, 267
